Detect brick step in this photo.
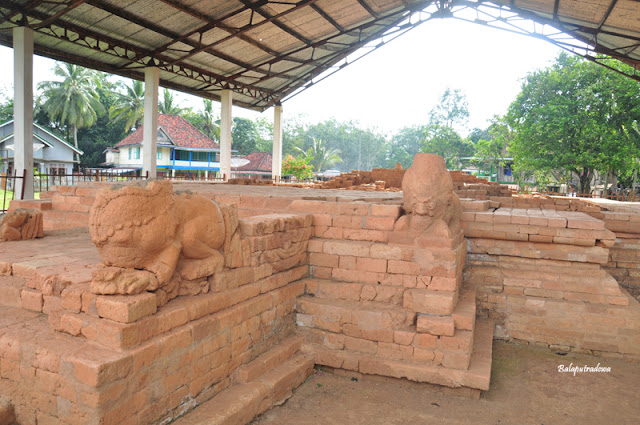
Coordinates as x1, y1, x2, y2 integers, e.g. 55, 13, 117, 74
296, 295, 416, 336
0, 396, 15, 425
233, 335, 304, 384
173, 352, 314, 425
459, 199, 490, 212
466, 261, 628, 306
301, 277, 476, 332
43, 218, 88, 231
468, 238, 610, 265
302, 277, 404, 306
7, 199, 52, 212
298, 321, 475, 370
450, 284, 476, 331
0, 276, 25, 309
302, 319, 494, 390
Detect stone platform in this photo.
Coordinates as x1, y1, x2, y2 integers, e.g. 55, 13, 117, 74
3, 166, 640, 424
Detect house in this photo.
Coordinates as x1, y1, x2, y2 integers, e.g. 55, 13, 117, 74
0, 120, 82, 177
105, 114, 224, 178
232, 152, 273, 179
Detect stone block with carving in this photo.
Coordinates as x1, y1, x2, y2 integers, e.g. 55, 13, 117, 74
390, 153, 466, 316
0, 208, 44, 241
88, 180, 243, 305
394, 153, 462, 238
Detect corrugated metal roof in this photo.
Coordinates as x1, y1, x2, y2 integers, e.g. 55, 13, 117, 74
0, 0, 639, 112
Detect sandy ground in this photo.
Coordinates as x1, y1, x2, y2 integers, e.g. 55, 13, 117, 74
251, 341, 640, 425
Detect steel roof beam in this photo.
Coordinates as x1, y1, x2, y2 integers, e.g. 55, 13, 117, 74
237, 0, 313, 46
356, 0, 379, 18
34, 0, 86, 29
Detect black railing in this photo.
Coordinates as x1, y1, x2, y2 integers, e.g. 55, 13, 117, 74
0, 169, 26, 213
34, 170, 149, 193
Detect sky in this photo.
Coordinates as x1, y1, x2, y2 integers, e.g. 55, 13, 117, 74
0, 17, 563, 138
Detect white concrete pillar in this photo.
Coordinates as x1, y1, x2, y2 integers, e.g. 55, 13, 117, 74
13, 27, 34, 199
142, 67, 159, 179
220, 89, 232, 181
272, 103, 283, 181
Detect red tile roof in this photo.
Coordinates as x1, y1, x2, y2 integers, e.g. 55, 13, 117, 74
236, 152, 272, 172
115, 114, 220, 150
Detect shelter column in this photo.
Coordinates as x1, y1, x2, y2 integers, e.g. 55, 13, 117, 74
220, 89, 232, 181
272, 103, 283, 181
13, 27, 34, 200
142, 67, 159, 179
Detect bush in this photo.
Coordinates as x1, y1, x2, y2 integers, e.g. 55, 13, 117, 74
283, 155, 314, 181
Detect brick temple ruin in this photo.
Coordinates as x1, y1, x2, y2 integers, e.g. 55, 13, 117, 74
1, 153, 639, 425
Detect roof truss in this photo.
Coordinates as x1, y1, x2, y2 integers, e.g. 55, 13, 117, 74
0, 0, 638, 111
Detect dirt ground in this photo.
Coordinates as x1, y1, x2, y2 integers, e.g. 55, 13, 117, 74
251, 341, 640, 425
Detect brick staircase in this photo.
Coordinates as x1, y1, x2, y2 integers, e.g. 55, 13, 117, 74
294, 277, 494, 391
173, 336, 314, 425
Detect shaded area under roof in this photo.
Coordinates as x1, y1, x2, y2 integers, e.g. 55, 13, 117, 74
1, 0, 639, 112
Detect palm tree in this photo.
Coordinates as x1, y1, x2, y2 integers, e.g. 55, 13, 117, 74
38, 62, 105, 163
295, 137, 343, 172
159, 88, 186, 115
201, 99, 220, 141
109, 80, 145, 132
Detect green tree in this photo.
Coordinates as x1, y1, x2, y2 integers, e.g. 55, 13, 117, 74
387, 125, 426, 169
231, 117, 259, 155
158, 88, 187, 115
77, 78, 130, 167
475, 116, 514, 179
295, 137, 343, 172
183, 99, 220, 142
421, 125, 474, 170
38, 62, 105, 163
508, 52, 640, 193
254, 117, 273, 153
429, 88, 469, 129
468, 127, 491, 145
0, 89, 12, 123
109, 80, 145, 132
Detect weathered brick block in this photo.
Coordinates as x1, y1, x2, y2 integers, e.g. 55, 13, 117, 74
370, 204, 401, 217
416, 314, 455, 336
388, 260, 420, 275
403, 289, 456, 315
365, 216, 396, 231
309, 253, 339, 268
21, 288, 43, 312
95, 292, 157, 323
356, 257, 387, 273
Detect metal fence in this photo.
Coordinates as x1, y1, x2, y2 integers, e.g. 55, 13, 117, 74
34, 170, 150, 193
0, 169, 26, 213
157, 171, 226, 182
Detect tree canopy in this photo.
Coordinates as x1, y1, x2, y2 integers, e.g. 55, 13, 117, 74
508, 52, 640, 193
38, 63, 105, 161
109, 80, 145, 132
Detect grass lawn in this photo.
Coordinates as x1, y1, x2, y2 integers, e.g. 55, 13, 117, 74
0, 189, 40, 210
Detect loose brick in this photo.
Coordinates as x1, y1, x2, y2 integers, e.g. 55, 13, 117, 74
416, 315, 455, 336
403, 289, 456, 315
95, 292, 157, 323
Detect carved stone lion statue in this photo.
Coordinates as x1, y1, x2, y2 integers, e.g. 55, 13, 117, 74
0, 208, 44, 242
89, 180, 242, 305
394, 153, 462, 238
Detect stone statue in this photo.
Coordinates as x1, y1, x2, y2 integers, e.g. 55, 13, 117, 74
89, 180, 242, 305
394, 153, 462, 238
0, 208, 44, 242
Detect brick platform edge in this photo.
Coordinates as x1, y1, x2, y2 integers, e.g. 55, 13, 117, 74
4, 182, 640, 424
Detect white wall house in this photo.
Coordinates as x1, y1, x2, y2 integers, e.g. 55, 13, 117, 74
104, 114, 224, 177
0, 120, 82, 177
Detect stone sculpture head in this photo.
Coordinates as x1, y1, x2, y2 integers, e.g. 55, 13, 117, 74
402, 153, 453, 218
89, 180, 181, 270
